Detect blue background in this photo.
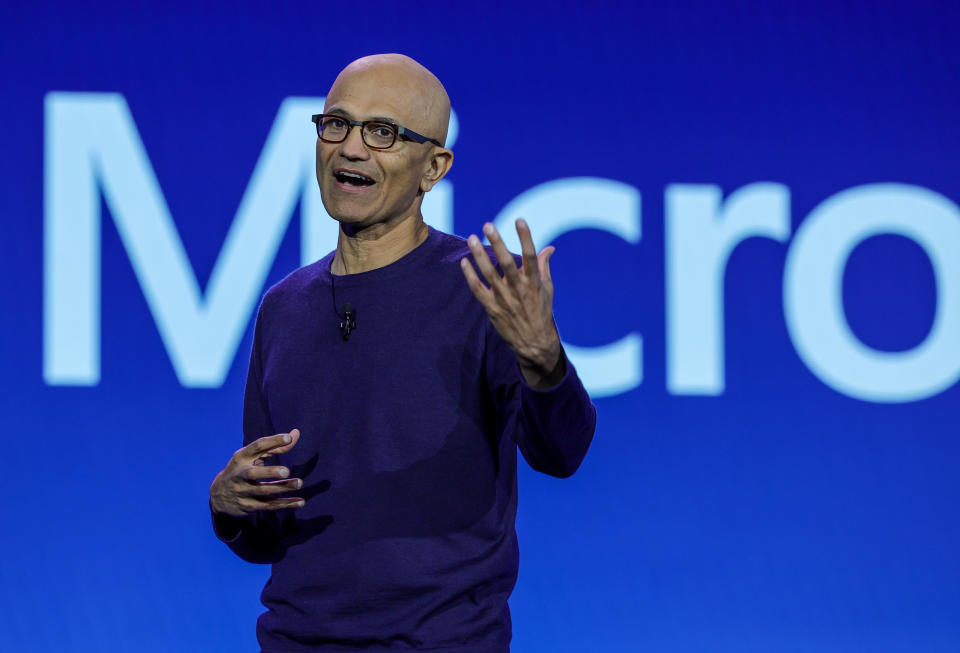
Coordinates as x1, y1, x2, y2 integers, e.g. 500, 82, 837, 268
2, 1, 959, 651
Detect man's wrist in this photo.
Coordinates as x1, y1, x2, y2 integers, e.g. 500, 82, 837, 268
518, 342, 565, 390
210, 499, 246, 541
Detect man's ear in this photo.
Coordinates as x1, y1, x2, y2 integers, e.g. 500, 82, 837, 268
420, 147, 454, 193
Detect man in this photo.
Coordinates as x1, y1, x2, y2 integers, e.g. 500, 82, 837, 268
209, 53, 596, 652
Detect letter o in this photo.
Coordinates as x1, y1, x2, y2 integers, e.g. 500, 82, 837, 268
784, 183, 960, 402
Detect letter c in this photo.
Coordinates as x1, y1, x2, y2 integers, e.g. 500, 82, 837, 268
493, 177, 642, 398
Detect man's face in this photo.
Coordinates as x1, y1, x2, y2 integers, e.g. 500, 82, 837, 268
316, 65, 440, 230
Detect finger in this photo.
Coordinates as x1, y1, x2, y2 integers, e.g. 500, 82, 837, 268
483, 223, 520, 286
242, 429, 300, 462
460, 257, 493, 308
245, 478, 303, 496
257, 478, 302, 487
538, 246, 556, 284
241, 496, 305, 511
467, 234, 503, 289
243, 464, 291, 482
268, 428, 300, 456
516, 219, 539, 280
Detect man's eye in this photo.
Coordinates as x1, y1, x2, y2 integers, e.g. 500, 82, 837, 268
321, 118, 347, 134
371, 125, 394, 138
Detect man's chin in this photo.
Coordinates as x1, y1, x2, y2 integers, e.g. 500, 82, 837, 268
332, 214, 374, 230
321, 196, 377, 227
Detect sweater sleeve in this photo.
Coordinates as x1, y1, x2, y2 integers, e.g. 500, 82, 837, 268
486, 324, 597, 478
210, 303, 287, 564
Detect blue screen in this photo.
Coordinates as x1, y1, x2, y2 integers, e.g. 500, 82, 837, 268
3, 2, 959, 651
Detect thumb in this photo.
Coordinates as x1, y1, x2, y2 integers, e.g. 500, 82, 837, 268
538, 246, 555, 282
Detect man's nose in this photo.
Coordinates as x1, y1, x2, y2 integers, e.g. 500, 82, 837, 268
338, 124, 370, 160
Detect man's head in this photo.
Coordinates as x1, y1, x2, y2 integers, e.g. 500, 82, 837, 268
316, 54, 453, 231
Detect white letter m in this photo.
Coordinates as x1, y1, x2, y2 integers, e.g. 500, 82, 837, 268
44, 92, 329, 387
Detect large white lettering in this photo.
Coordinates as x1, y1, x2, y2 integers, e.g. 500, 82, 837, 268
43, 92, 959, 403
784, 184, 960, 402
665, 183, 791, 394
45, 93, 330, 386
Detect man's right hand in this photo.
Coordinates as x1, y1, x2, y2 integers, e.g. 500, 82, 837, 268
209, 429, 304, 517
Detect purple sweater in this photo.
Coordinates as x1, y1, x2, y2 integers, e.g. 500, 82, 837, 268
212, 227, 596, 652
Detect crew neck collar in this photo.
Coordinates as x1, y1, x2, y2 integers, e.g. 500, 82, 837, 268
316, 225, 440, 288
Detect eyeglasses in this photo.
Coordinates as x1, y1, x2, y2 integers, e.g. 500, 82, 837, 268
311, 113, 442, 150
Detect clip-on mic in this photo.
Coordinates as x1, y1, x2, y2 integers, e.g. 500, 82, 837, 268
340, 302, 357, 341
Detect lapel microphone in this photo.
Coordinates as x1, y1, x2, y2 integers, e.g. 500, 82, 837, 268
331, 273, 356, 341
340, 303, 357, 341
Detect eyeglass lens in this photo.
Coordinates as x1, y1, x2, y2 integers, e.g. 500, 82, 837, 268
318, 116, 396, 149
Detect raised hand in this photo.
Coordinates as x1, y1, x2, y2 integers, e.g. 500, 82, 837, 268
210, 429, 304, 517
460, 219, 565, 389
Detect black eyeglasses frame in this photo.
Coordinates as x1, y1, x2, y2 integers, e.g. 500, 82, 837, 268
310, 113, 442, 149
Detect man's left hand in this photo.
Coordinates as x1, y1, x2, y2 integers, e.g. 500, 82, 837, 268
460, 219, 565, 390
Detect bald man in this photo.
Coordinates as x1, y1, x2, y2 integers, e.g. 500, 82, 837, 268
210, 54, 596, 653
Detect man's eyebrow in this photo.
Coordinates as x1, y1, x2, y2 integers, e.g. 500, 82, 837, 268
326, 107, 400, 124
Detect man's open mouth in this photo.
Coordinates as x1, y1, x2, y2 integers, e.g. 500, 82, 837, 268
334, 170, 376, 187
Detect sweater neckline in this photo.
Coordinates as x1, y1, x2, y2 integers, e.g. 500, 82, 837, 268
316, 225, 440, 288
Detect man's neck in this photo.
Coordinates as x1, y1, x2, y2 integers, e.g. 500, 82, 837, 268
330, 213, 429, 275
